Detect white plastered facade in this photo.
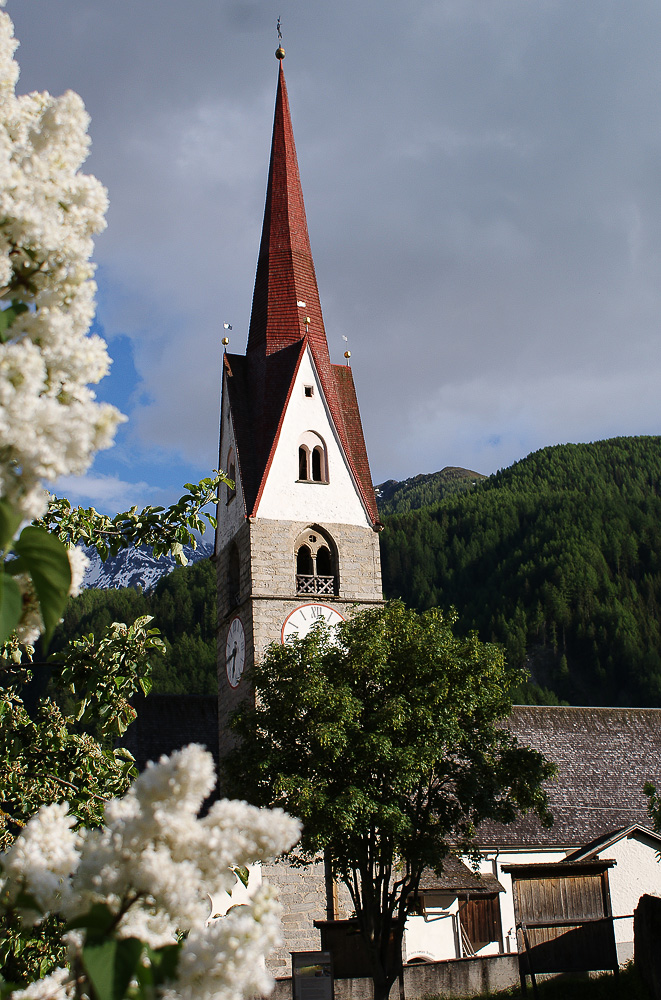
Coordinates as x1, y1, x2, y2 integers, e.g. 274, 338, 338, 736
255, 347, 372, 526
403, 834, 661, 966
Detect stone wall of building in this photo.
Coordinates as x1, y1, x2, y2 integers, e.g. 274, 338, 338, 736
248, 518, 382, 603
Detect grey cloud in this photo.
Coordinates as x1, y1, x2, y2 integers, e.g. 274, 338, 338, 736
9, 0, 661, 493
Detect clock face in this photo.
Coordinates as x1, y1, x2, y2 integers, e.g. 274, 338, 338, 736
281, 603, 345, 644
225, 616, 246, 688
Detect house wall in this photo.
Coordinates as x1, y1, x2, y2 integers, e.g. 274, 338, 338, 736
593, 833, 661, 964
404, 894, 460, 962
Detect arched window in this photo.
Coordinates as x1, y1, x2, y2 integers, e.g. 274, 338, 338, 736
299, 446, 309, 481
316, 545, 332, 576
297, 432, 328, 483
294, 527, 338, 596
226, 448, 236, 503
312, 446, 323, 482
228, 543, 240, 609
296, 545, 313, 576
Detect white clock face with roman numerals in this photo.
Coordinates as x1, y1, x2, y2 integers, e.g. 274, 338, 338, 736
225, 616, 246, 688
281, 603, 345, 644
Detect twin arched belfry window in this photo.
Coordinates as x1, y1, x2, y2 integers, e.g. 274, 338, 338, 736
298, 431, 328, 483
294, 526, 337, 596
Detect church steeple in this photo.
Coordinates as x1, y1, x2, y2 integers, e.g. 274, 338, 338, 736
247, 59, 329, 372
222, 55, 380, 527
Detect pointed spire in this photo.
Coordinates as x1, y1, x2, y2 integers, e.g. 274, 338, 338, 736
247, 60, 329, 368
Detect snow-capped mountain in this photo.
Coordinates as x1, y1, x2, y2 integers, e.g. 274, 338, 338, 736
81, 542, 214, 592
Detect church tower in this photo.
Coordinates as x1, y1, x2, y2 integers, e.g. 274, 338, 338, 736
215, 50, 383, 759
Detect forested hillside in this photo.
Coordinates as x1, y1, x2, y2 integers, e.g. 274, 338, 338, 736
376, 467, 486, 517
53, 436, 661, 706
381, 436, 661, 706
51, 558, 217, 695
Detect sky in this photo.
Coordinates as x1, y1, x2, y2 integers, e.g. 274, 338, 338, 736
10, 1, 661, 513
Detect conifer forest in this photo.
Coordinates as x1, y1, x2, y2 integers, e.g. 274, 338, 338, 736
53, 436, 661, 708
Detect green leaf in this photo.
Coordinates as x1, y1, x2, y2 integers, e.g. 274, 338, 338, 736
0, 499, 22, 549
233, 865, 250, 888
0, 573, 22, 644
146, 942, 181, 986
82, 937, 143, 1000
65, 902, 116, 937
13, 526, 71, 647
0, 302, 28, 343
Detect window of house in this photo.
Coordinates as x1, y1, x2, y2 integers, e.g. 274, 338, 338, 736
294, 527, 338, 596
304, 385, 314, 398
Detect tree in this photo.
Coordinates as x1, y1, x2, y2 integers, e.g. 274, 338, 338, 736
226, 601, 554, 1000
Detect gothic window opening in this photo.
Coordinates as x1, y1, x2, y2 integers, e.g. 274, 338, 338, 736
296, 544, 313, 576
228, 543, 240, 609
226, 448, 236, 503
294, 527, 338, 596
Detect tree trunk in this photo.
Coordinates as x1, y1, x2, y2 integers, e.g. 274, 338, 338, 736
363, 915, 406, 1000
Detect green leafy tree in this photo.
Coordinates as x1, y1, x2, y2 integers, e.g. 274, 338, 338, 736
226, 601, 554, 1000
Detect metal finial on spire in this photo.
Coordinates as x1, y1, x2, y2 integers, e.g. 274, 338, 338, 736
276, 16, 285, 59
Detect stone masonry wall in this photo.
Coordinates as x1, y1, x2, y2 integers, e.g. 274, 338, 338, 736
261, 862, 355, 978
249, 518, 382, 603
216, 514, 383, 973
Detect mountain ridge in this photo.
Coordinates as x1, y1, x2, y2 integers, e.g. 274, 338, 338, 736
81, 542, 213, 592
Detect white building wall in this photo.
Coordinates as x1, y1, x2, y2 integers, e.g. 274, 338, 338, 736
405, 895, 460, 963
256, 348, 372, 527
593, 834, 661, 964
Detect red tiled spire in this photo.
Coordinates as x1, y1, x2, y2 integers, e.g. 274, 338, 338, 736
241, 59, 380, 526
247, 62, 327, 361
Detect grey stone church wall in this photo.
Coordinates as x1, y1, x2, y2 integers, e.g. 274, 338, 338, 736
216, 514, 383, 968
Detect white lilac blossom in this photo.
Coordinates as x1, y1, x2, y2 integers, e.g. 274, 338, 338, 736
1, 802, 79, 921
0, 6, 124, 522
0, 746, 301, 1000
8, 968, 71, 1000
65, 545, 89, 598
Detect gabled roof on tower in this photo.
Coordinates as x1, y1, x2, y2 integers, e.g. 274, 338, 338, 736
229, 56, 379, 526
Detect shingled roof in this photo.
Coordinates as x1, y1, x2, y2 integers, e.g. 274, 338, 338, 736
479, 706, 661, 849
419, 855, 504, 894
231, 59, 379, 526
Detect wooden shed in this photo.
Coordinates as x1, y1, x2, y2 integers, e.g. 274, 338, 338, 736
501, 860, 618, 988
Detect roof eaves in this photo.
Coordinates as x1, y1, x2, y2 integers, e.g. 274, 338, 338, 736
331, 364, 381, 527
